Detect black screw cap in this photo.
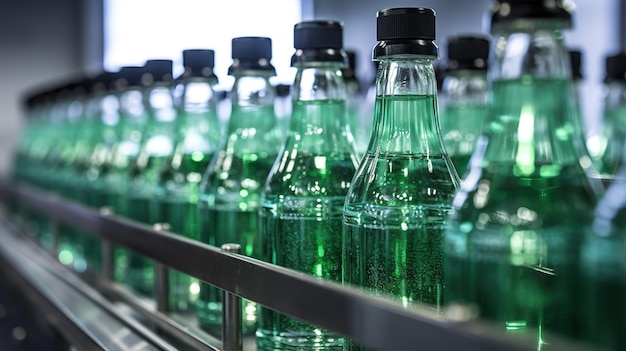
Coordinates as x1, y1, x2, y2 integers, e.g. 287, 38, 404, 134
294, 20, 343, 50
142, 59, 173, 85
229, 37, 276, 75
446, 35, 490, 71
488, 0, 573, 31
182, 49, 216, 78
373, 7, 438, 59
376, 7, 435, 41
115, 66, 144, 90
291, 20, 347, 66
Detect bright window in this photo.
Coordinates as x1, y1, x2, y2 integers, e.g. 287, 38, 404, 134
104, 0, 302, 90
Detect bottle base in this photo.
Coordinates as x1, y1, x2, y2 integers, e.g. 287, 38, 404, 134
255, 329, 344, 351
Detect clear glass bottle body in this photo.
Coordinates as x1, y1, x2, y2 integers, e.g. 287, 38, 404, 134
443, 24, 600, 346
106, 85, 148, 216
198, 71, 281, 335
256, 61, 359, 351
160, 75, 221, 313
119, 81, 177, 297
342, 57, 459, 351
439, 69, 488, 178
84, 86, 121, 209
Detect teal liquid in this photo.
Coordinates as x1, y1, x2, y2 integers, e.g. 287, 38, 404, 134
444, 77, 598, 347
114, 155, 169, 298
158, 153, 211, 313
343, 154, 456, 307
256, 98, 358, 350
197, 154, 276, 336
163, 200, 200, 313
343, 152, 456, 351
440, 104, 486, 178
444, 164, 594, 345
256, 213, 345, 351
580, 233, 626, 351
197, 209, 261, 337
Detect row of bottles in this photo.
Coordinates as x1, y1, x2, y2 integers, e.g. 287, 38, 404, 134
8, 2, 626, 351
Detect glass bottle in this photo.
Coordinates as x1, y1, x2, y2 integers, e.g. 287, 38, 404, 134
197, 37, 281, 336
591, 53, 626, 187
256, 21, 359, 351
439, 35, 490, 179
121, 59, 176, 297
443, 0, 601, 347
42, 83, 76, 193
84, 71, 122, 209
342, 8, 459, 351
158, 49, 221, 314
105, 65, 148, 217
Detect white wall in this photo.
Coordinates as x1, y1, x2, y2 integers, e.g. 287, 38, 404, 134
0, 0, 85, 176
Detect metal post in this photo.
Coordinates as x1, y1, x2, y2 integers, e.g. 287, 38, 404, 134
101, 239, 114, 282
155, 262, 169, 314
51, 219, 60, 257
221, 243, 242, 351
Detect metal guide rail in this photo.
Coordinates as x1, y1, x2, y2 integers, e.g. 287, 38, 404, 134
0, 179, 590, 351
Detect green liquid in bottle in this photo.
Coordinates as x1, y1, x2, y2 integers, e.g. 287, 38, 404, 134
160, 153, 211, 313
197, 153, 276, 336
444, 78, 598, 344
440, 104, 486, 177
115, 155, 170, 297
156, 152, 211, 312
197, 209, 261, 335
257, 205, 345, 351
257, 150, 356, 350
163, 200, 201, 312
343, 154, 455, 308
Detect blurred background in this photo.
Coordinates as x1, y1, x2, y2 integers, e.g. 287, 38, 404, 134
0, 0, 623, 175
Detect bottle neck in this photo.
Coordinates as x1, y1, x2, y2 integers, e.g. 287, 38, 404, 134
441, 69, 488, 106
370, 56, 445, 155
478, 25, 583, 171
490, 28, 570, 81
287, 61, 355, 154
144, 83, 176, 123
175, 78, 221, 155
229, 72, 276, 130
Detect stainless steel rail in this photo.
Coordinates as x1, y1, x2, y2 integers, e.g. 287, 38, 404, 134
0, 180, 591, 351
0, 217, 177, 351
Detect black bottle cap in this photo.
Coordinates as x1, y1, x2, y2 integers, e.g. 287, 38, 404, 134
569, 49, 582, 81
142, 59, 173, 85
294, 20, 343, 49
373, 7, 438, 59
115, 66, 144, 90
488, 0, 573, 31
446, 35, 490, 71
87, 70, 115, 95
182, 49, 216, 78
275, 83, 291, 97
228, 37, 276, 75
291, 20, 347, 66
604, 52, 626, 82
